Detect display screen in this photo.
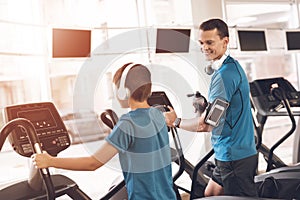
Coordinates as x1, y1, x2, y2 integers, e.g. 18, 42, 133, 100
286, 31, 300, 51
156, 29, 191, 53
208, 107, 223, 122
148, 91, 173, 107
17, 108, 57, 129
148, 95, 171, 108
238, 30, 267, 51
205, 98, 229, 127
52, 28, 91, 58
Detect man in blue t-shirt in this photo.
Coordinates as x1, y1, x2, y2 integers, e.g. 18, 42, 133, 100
32, 63, 177, 200
164, 18, 258, 197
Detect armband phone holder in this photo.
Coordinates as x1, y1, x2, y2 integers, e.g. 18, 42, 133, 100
205, 98, 229, 127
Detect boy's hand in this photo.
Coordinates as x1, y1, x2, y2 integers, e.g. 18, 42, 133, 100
31, 151, 53, 169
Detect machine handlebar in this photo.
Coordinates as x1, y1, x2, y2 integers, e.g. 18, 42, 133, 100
0, 118, 55, 200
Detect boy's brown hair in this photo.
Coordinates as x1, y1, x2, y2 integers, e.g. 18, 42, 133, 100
113, 62, 152, 102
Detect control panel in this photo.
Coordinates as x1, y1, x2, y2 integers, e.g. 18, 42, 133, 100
147, 91, 173, 112
5, 102, 70, 157
250, 77, 300, 116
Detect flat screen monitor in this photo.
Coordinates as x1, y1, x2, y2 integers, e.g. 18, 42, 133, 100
237, 30, 267, 52
52, 28, 91, 58
156, 28, 191, 53
285, 30, 300, 51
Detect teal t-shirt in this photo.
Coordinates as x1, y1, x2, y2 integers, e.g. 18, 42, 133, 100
106, 107, 176, 200
209, 56, 257, 161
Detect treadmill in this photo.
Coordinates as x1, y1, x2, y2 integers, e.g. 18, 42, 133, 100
0, 102, 91, 200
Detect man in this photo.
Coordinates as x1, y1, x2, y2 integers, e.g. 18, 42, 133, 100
164, 18, 258, 197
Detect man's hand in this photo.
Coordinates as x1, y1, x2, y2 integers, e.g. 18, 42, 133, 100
192, 92, 208, 115
163, 106, 177, 127
196, 112, 213, 132
163, 106, 213, 132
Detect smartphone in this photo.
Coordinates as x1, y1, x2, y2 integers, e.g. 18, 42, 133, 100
205, 98, 229, 127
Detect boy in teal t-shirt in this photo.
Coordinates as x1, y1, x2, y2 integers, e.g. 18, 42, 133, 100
32, 63, 177, 200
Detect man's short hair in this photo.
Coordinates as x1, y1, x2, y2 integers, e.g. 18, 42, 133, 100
199, 18, 229, 39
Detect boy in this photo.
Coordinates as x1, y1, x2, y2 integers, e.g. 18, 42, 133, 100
32, 63, 177, 200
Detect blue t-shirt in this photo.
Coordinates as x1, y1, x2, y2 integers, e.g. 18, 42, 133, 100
106, 107, 176, 200
209, 56, 257, 161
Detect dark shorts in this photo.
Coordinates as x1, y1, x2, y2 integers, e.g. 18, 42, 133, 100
211, 154, 258, 197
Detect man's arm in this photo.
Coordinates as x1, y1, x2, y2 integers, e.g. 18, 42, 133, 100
164, 106, 213, 132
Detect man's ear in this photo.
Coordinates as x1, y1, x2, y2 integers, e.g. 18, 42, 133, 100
223, 36, 229, 47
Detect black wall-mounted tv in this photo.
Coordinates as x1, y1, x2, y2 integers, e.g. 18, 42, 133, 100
237, 30, 267, 52
285, 30, 300, 51
52, 28, 91, 58
156, 28, 191, 53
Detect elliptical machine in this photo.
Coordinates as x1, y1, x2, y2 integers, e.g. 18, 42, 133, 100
250, 77, 300, 199
99, 91, 215, 200
0, 102, 91, 200
0, 94, 205, 200
99, 90, 189, 199
187, 88, 293, 200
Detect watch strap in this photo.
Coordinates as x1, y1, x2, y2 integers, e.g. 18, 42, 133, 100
174, 118, 181, 128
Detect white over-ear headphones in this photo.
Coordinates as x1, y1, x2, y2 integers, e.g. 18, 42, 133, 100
117, 63, 136, 100
204, 63, 215, 75
205, 50, 229, 75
